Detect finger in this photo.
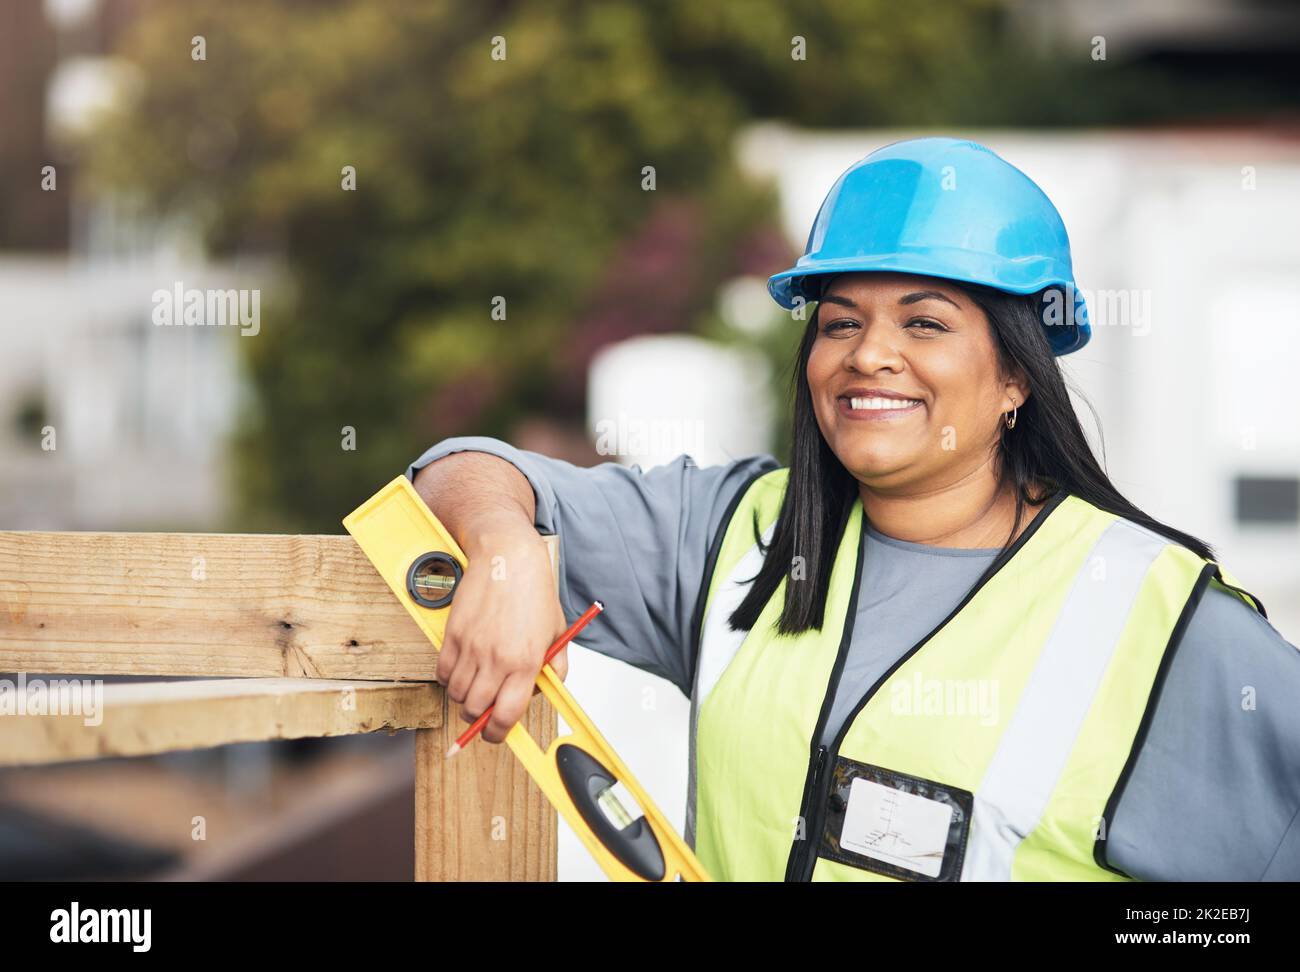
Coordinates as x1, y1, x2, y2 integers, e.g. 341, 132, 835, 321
435, 645, 457, 688
461, 664, 502, 726
445, 655, 478, 706
482, 671, 535, 744
435, 626, 461, 685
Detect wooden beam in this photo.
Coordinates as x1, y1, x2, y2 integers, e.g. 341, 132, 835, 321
0, 531, 556, 680
415, 691, 557, 881
0, 677, 442, 766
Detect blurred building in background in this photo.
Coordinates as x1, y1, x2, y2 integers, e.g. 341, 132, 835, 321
1, 257, 253, 530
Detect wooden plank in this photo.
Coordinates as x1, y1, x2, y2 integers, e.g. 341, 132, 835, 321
0, 677, 442, 766
0, 531, 557, 680
415, 691, 557, 881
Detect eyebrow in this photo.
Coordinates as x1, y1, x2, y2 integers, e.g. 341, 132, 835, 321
820, 290, 961, 309
900, 290, 961, 309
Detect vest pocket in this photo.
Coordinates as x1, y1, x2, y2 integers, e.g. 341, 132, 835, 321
817, 756, 973, 882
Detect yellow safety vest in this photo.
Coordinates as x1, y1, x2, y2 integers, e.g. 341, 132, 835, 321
692, 468, 1266, 881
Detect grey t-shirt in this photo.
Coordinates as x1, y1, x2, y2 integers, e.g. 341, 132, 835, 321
407, 436, 1300, 880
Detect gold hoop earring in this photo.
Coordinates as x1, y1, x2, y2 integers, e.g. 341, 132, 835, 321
1005, 403, 1018, 430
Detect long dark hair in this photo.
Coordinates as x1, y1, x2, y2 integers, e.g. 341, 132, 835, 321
729, 279, 1216, 636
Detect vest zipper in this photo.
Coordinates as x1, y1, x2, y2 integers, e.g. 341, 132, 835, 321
782, 511, 867, 883
786, 488, 1072, 882
785, 743, 826, 878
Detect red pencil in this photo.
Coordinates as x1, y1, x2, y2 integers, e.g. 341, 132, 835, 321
445, 600, 604, 757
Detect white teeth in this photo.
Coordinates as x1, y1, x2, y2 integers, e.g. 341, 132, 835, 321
849, 396, 921, 411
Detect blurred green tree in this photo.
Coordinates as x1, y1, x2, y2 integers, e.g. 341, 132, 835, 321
84, 0, 1072, 531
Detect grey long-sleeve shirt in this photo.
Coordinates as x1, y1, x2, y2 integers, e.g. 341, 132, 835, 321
407, 436, 1300, 881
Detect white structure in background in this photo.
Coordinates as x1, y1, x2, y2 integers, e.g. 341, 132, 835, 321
0, 258, 265, 530
553, 335, 775, 880
587, 334, 774, 469
739, 124, 1300, 642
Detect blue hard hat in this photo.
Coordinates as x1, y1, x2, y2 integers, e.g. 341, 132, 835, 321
768, 136, 1090, 355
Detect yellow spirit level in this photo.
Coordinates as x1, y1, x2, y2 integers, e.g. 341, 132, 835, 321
344, 476, 711, 882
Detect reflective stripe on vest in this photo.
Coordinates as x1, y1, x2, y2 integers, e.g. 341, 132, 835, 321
692, 468, 1264, 882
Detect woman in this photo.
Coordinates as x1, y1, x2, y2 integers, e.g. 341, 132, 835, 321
410, 137, 1300, 882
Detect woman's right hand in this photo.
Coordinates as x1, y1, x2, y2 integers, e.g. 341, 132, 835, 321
435, 525, 570, 744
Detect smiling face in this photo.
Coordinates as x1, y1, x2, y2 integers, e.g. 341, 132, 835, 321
806, 272, 1029, 492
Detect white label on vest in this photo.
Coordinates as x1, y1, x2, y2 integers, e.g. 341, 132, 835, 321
840, 777, 952, 878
